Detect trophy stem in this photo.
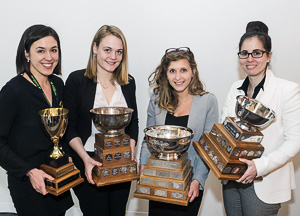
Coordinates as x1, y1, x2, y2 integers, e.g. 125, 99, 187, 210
50, 138, 65, 159
234, 118, 257, 132
99, 128, 125, 137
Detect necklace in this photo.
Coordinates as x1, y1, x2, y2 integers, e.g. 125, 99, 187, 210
98, 80, 109, 89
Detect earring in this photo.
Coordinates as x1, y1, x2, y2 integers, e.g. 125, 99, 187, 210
93, 53, 97, 57
27, 59, 30, 63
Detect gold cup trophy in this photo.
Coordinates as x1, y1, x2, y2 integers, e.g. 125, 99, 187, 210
193, 95, 276, 180
134, 125, 194, 206
39, 108, 84, 196
90, 107, 140, 186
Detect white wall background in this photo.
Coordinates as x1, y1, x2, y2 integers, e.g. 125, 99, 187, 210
0, 0, 300, 215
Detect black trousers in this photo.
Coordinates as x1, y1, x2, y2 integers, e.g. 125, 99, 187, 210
72, 152, 131, 216
148, 190, 203, 216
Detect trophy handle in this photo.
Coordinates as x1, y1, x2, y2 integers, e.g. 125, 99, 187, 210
50, 137, 65, 159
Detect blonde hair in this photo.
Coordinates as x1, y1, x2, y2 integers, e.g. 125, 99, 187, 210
85, 25, 129, 85
148, 50, 207, 114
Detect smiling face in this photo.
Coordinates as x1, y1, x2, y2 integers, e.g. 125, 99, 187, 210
167, 59, 194, 94
239, 37, 272, 79
93, 34, 123, 73
25, 36, 59, 78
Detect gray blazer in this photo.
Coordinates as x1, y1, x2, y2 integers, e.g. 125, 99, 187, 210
140, 93, 219, 188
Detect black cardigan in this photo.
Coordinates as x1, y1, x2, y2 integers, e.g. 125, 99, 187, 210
64, 69, 139, 148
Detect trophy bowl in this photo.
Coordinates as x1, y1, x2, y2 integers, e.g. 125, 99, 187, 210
38, 108, 69, 159
90, 107, 134, 137
235, 95, 276, 131
144, 125, 194, 160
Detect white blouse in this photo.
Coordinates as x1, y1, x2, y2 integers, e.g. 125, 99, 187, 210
84, 81, 127, 152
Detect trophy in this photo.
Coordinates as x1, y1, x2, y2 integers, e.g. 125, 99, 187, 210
134, 125, 194, 206
39, 108, 84, 196
193, 95, 276, 180
90, 107, 139, 186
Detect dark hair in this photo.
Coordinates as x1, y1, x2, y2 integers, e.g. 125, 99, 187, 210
16, 24, 62, 75
239, 21, 272, 54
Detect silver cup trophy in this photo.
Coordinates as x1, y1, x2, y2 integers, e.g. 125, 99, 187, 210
134, 125, 195, 206
90, 107, 139, 186
194, 95, 276, 180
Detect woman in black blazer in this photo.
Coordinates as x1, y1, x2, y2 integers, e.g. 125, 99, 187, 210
64, 25, 138, 216
0, 25, 73, 216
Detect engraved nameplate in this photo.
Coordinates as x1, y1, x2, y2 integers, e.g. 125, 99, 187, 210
156, 170, 169, 178
171, 191, 184, 199
156, 180, 169, 187
144, 168, 156, 176
141, 177, 154, 185
149, 155, 187, 170
138, 186, 150, 194
154, 189, 167, 197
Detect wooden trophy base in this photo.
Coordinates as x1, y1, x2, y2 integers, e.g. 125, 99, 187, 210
193, 138, 263, 181
134, 182, 190, 206
94, 145, 132, 165
208, 123, 264, 160
41, 162, 84, 196
95, 133, 130, 149
45, 169, 84, 196
134, 153, 192, 206
41, 163, 74, 178
223, 117, 263, 143
92, 160, 139, 187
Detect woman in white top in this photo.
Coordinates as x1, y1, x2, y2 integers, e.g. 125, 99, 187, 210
221, 21, 300, 216
64, 25, 139, 216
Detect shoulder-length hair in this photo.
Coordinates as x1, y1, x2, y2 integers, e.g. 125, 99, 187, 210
148, 50, 207, 114
85, 25, 129, 85
16, 24, 62, 75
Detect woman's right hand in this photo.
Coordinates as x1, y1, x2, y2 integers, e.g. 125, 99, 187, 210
26, 168, 54, 195
83, 156, 102, 184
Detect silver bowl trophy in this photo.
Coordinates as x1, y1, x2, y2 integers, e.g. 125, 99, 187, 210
193, 95, 276, 180
134, 125, 194, 206
91, 107, 139, 186
39, 108, 84, 196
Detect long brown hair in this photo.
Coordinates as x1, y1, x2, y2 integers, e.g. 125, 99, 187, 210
148, 49, 207, 114
85, 25, 129, 85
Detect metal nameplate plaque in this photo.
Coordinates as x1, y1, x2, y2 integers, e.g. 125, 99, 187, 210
138, 186, 150, 195
155, 180, 169, 188
141, 177, 154, 185
154, 189, 167, 197
105, 141, 112, 149
144, 168, 156, 176
171, 191, 184, 200
149, 157, 187, 171
114, 139, 121, 147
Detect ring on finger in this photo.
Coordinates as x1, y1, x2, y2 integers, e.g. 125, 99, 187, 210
244, 179, 248, 183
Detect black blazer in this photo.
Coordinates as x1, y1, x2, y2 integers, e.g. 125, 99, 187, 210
64, 69, 139, 148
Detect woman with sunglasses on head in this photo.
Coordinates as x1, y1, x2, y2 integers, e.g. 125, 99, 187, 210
0, 24, 73, 216
139, 47, 219, 216
221, 21, 300, 216
64, 25, 138, 216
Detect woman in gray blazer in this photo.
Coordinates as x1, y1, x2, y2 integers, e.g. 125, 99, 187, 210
139, 47, 219, 216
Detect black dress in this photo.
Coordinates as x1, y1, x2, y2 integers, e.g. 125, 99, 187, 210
0, 75, 73, 216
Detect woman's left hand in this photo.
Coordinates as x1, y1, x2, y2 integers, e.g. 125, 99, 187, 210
188, 179, 199, 202
237, 158, 257, 184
